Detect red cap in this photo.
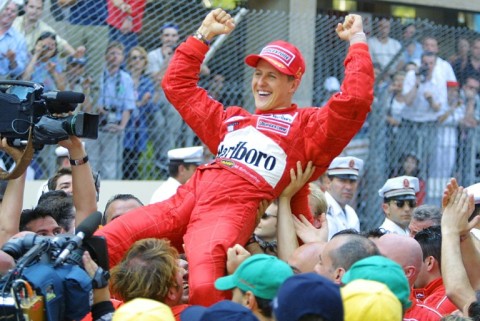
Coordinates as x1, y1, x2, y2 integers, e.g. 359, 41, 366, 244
447, 81, 459, 87
245, 40, 305, 80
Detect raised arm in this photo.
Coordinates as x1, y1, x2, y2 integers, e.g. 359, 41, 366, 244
441, 178, 480, 313
161, 9, 236, 153
305, 14, 373, 175
58, 136, 97, 227
277, 161, 314, 261
0, 138, 27, 246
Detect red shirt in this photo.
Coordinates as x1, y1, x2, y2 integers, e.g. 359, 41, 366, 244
106, 0, 146, 33
404, 278, 458, 321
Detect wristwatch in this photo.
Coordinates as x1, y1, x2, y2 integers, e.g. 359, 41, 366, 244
193, 31, 210, 46
70, 155, 89, 166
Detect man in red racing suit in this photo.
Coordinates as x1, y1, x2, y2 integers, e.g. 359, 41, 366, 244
96, 9, 373, 306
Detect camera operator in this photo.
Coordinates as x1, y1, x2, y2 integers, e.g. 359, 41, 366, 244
0, 135, 97, 246
399, 51, 445, 202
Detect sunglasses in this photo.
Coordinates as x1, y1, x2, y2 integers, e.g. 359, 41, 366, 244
261, 213, 277, 220
131, 55, 145, 61
391, 199, 417, 208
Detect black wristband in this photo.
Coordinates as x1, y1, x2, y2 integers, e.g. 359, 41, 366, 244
92, 267, 110, 289
70, 155, 89, 166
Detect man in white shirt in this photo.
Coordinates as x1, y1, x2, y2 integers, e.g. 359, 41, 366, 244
378, 175, 419, 235
146, 22, 179, 77
12, 0, 81, 56
150, 146, 204, 204
367, 18, 402, 75
325, 156, 364, 240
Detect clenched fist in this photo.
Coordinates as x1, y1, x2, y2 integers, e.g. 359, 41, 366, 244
196, 8, 236, 42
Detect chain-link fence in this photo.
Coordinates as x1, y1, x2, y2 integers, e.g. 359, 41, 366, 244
1, 1, 480, 230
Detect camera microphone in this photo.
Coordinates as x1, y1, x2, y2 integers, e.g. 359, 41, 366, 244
42, 91, 85, 104
54, 211, 102, 267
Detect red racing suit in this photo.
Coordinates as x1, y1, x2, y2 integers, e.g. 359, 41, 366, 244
96, 36, 373, 306
404, 278, 458, 321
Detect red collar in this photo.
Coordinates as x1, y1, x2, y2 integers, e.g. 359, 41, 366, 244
411, 277, 444, 301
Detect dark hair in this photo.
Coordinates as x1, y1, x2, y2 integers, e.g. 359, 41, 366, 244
331, 229, 360, 238
465, 71, 480, 84
36, 190, 75, 232
168, 162, 196, 178
19, 208, 55, 232
103, 194, 143, 225
362, 228, 388, 239
35, 31, 58, 56
329, 234, 380, 271
256, 296, 273, 318
161, 22, 179, 32
468, 300, 480, 321
414, 225, 441, 266
402, 23, 415, 32
397, 152, 420, 177
47, 167, 72, 191
239, 289, 272, 318
37, 31, 55, 40
421, 51, 437, 60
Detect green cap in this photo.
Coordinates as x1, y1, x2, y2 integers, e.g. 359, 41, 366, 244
215, 254, 293, 300
342, 255, 411, 309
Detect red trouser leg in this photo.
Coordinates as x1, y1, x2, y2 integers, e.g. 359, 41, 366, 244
96, 180, 196, 267
183, 169, 264, 306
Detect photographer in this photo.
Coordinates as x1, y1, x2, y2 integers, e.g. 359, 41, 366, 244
65, 56, 95, 113
86, 41, 135, 180
22, 31, 66, 92
399, 51, 445, 201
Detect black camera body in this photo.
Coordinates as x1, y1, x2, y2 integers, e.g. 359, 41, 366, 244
416, 65, 429, 83
0, 80, 99, 150
0, 212, 107, 321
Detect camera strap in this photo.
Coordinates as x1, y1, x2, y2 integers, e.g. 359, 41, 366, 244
0, 128, 35, 180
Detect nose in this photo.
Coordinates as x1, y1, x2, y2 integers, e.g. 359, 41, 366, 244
256, 75, 267, 87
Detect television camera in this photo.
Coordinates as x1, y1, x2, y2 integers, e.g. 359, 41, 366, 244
0, 212, 107, 321
0, 80, 99, 150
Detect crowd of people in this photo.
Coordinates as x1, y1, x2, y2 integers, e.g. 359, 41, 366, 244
0, 0, 207, 180
1, 2, 480, 321
368, 17, 480, 204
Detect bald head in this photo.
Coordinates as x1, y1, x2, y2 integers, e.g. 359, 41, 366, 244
288, 242, 325, 274
376, 234, 423, 286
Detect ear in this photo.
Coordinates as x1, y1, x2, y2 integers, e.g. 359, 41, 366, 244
425, 256, 436, 272
334, 267, 346, 284
244, 291, 257, 309
289, 78, 301, 93
382, 203, 390, 216
178, 164, 186, 174
404, 265, 417, 281
165, 285, 180, 303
